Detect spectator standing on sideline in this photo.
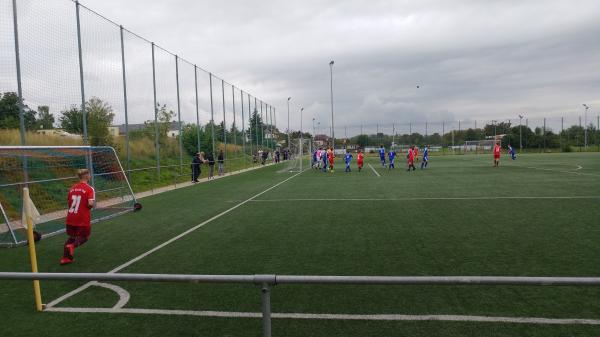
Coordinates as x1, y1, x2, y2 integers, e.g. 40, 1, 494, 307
191, 152, 202, 183
262, 150, 268, 165
217, 150, 225, 176
206, 152, 215, 180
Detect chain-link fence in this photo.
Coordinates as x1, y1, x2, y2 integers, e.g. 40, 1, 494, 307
1, 0, 280, 193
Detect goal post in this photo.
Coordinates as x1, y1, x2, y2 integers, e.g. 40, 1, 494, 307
464, 140, 496, 154
285, 138, 310, 173
0, 146, 138, 247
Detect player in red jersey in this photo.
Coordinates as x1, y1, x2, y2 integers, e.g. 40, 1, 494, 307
493, 142, 501, 167
356, 149, 364, 172
60, 169, 95, 265
413, 146, 419, 162
407, 146, 416, 171
327, 148, 335, 172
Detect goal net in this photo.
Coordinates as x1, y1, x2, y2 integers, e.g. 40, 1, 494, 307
284, 138, 311, 173
464, 140, 496, 154
0, 146, 137, 247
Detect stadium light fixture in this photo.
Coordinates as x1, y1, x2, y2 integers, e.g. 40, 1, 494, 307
583, 104, 590, 149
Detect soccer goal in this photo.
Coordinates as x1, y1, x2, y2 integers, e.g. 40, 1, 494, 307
0, 146, 138, 247
285, 138, 311, 173
464, 140, 496, 154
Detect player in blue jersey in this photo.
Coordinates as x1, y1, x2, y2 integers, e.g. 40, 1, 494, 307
508, 144, 516, 160
421, 145, 429, 169
379, 145, 386, 167
322, 148, 328, 172
388, 149, 396, 170
344, 149, 353, 172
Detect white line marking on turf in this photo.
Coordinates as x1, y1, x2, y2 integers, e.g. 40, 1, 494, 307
576, 165, 583, 170
46, 170, 305, 309
43, 307, 600, 325
93, 282, 131, 309
367, 163, 381, 177
521, 165, 600, 177
250, 196, 600, 202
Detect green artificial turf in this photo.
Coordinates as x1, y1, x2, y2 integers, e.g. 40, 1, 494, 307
1, 152, 600, 336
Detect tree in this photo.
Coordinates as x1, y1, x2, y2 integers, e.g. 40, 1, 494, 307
86, 97, 115, 146
143, 103, 175, 146
355, 134, 368, 148
247, 109, 264, 145
36, 105, 54, 130
0, 92, 36, 130
59, 105, 84, 134
59, 97, 115, 146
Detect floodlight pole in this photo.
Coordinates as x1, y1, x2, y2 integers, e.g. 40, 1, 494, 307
518, 115, 523, 151
583, 104, 590, 150
287, 97, 291, 148
300, 107, 304, 171
329, 60, 335, 150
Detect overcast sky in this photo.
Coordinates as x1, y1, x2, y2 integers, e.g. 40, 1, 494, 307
4, 0, 600, 134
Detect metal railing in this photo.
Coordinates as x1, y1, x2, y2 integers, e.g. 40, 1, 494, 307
2, 272, 600, 337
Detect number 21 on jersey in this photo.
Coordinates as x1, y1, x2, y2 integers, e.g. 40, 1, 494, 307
68, 195, 82, 214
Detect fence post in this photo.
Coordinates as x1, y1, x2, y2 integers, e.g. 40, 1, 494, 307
12, 0, 29, 184
221, 79, 226, 171
151, 42, 160, 180
255, 97, 259, 155
232, 86, 237, 159
209, 73, 215, 156
259, 283, 272, 337
194, 66, 201, 154
12, 0, 25, 146
175, 55, 183, 175
119, 26, 131, 176
75, 1, 88, 145
261, 101, 265, 149
241, 90, 246, 168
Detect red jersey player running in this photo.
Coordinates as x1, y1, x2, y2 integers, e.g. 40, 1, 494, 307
493, 142, 501, 167
407, 145, 416, 171
60, 169, 95, 265
357, 149, 364, 172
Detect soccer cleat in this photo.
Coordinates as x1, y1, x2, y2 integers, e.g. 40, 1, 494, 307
60, 257, 73, 265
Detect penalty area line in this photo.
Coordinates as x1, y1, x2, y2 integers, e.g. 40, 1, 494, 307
367, 163, 381, 177
46, 170, 305, 309
44, 306, 600, 325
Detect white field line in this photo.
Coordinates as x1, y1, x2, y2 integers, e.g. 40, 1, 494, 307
516, 164, 600, 177
44, 306, 600, 325
46, 170, 304, 309
367, 163, 381, 177
93, 282, 131, 309
576, 165, 583, 170
250, 196, 600, 202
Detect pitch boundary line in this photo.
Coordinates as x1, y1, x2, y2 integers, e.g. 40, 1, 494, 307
44, 306, 600, 325
367, 163, 381, 177
250, 196, 600, 202
46, 170, 305, 309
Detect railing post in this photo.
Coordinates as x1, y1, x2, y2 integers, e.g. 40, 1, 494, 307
260, 283, 272, 337
119, 25, 130, 176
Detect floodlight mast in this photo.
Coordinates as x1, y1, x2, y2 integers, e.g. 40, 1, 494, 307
518, 115, 524, 150
583, 104, 590, 150
287, 97, 291, 149
329, 60, 335, 151
300, 107, 304, 171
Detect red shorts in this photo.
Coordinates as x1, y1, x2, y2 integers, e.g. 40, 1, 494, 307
357, 161, 363, 167
66, 225, 90, 238
408, 159, 414, 165
494, 154, 500, 159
